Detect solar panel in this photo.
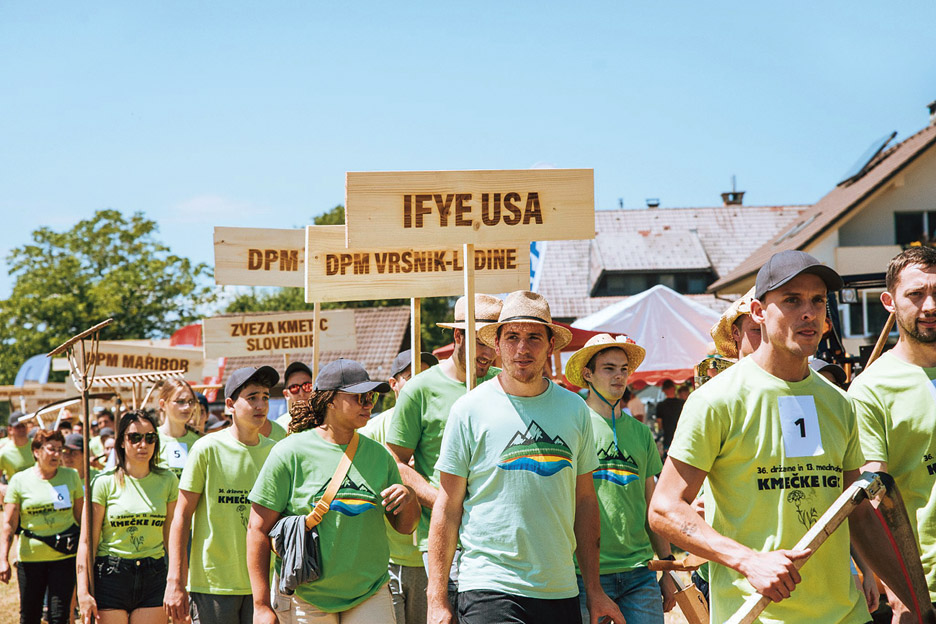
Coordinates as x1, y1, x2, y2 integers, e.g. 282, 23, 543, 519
837, 131, 897, 186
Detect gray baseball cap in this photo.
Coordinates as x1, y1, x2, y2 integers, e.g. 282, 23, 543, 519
8, 411, 27, 427
225, 366, 280, 400
810, 358, 847, 385
755, 250, 844, 300
64, 434, 84, 451
314, 359, 390, 394
390, 350, 439, 378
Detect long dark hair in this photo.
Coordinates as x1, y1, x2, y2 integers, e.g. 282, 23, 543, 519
114, 410, 164, 487
287, 391, 337, 434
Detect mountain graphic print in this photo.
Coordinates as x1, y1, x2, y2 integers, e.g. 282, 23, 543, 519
313, 475, 380, 517
593, 441, 639, 487
497, 420, 573, 477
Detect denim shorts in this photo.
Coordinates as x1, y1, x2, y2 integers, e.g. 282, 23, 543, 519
94, 555, 167, 612
576, 567, 664, 624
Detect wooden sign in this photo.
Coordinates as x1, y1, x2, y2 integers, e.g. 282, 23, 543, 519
304, 226, 529, 303
344, 169, 594, 248
52, 342, 204, 383
202, 310, 357, 359
0, 383, 69, 412
214, 227, 305, 287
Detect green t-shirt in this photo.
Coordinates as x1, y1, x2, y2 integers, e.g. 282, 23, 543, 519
158, 429, 202, 479
359, 407, 423, 568
275, 412, 292, 431
5, 467, 83, 562
266, 419, 287, 442
89, 436, 105, 460
180, 429, 275, 594
249, 428, 402, 613
436, 378, 599, 599
576, 406, 662, 575
385, 364, 499, 550
92, 469, 179, 559
849, 351, 936, 601
0, 441, 35, 481
668, 357, 866, 624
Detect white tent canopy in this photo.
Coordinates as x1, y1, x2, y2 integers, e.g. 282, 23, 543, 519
570, 284, 721, 383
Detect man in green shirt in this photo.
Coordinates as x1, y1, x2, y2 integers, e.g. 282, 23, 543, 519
649, 250, 870, 624
0, 412, 35, 498
849, 247, 936, 617
164, 365, 279, 624
361, 349, 438, 624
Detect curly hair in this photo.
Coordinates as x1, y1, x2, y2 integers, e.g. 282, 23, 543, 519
287, 390, 337, 434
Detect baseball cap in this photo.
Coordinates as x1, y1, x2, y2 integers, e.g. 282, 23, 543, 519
225, 366, 280, 400
314, 358, 391, 394
205, 415, 228, 433
99, 427, 115, 438
8, 411, 27, 427
809, 358, 847, 386
64, 434, 84, 451
755, 250, 844, 300
390, 350, 439, 378
284, 361, 314, 384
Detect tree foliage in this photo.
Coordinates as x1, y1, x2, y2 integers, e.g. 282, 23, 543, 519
224, 205, 456, 353
0, 210, 213, 384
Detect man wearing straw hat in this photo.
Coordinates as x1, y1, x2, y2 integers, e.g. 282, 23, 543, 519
648, 250, 870, 624
565, 334, 677, 623
428, 291, 624, 624
848, 246, 936, 617
711, 286, 760, 362
385, 294, 503, 607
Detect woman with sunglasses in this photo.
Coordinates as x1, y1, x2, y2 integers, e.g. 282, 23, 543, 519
77, 411, 179, 624
156, 379, 202, 479
0, 430, 83, 624
247, 358, 420, 624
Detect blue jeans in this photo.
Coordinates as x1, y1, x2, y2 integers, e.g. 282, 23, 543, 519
576, 568, 664, 624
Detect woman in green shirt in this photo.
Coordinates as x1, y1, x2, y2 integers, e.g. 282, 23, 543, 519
77, 410, 178, 624
156, 379, 203, 478
0, 429, 83, 624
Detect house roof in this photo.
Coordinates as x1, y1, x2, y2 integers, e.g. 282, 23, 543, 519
537, 204, 806, 319
221, 306, 411, 384
709, 122, 936, 293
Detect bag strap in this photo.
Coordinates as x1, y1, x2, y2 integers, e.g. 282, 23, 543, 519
305, 432, 360, 530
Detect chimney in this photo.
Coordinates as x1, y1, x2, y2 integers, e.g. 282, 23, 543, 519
929, 100, 936, 126
721, 175, 745, 206
645, 198, 660, 209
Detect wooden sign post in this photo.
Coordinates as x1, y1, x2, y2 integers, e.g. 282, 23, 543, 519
214, 227, 305, 287
202, 310, 355, 359
52, 341, 204, 386
411, 298, 421, 378
344, 169, 595, 388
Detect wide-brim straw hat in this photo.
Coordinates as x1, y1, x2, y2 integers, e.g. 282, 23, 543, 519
437, 294, 504, 330
477, 291, 573, 351
711, 286, 755, 360
564, 334, 647, 388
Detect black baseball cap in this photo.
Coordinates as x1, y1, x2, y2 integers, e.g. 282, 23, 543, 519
8, 411, 27, 427
755, 250, 844, 300
64, 434, 84, 451
314, 358, 391, 394
225, 366, 280, 400
390, 350, 439, 378
284, 361, 314, 385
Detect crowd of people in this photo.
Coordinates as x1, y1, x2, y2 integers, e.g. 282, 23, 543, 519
1, 246, 935, 624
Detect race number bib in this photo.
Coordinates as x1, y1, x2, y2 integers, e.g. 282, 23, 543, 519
51, 484, 72, 510
777, 395, 824, 458
166, 441, 189, 469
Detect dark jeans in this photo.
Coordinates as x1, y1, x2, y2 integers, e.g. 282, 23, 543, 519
94, 555, 167, 612
457, 590, 580, 624
17, 558, 77, 624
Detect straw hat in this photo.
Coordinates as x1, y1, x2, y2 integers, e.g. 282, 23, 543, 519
437, 294, 504, 330
477, 291, 573, 350
710, 286, 755, 360
564, 334, 646, 388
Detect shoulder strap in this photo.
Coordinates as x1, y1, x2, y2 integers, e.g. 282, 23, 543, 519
305, 432, 360, 529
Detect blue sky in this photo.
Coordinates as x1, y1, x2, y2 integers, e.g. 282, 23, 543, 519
2, 2, 934, 299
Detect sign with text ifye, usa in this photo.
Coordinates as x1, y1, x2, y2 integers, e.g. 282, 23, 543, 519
202, 310, 357, 359
343, 169, 595, 248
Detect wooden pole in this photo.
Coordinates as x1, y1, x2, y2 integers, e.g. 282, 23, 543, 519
411, 298, 421, 376
312, 302, 322, 380
464, 244, 477, 390
867, 312, 895, 367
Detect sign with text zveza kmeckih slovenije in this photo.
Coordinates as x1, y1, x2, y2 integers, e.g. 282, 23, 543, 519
201, 310, 357, 359
303, 226, 529, 303
213, 227, 305, 287
343, 169, 595, 248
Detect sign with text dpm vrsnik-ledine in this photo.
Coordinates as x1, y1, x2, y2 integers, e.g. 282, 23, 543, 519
344, 169, 595, 248
202, 310, 357, 359
304, 226, 529, 303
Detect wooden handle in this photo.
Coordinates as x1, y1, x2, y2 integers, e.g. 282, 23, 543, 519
867, 312, 895, 367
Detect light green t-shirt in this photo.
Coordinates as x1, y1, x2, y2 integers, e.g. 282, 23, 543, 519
849, 351, 936, 601
158, 430, 202, 479
359, 407, 423, 568
180, 428, 275, 594
266, 419, 287, 442
249, 428, 402, 613
436, 378, 599, 600
92, 469, 179, 559
6, 467, 82, 562
385, 364, 499, 550
576, 405, 662, 575
668, 357, 866, 624
275, 412, 291, 431
89, 436, 105, 460
0, 441, 35, 481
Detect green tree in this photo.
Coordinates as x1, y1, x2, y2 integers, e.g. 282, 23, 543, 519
0, 210, 214, 384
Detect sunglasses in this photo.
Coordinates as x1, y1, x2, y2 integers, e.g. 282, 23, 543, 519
340, 391, 379, 406
287, 382, 314, 395
126, 432, 158, 445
